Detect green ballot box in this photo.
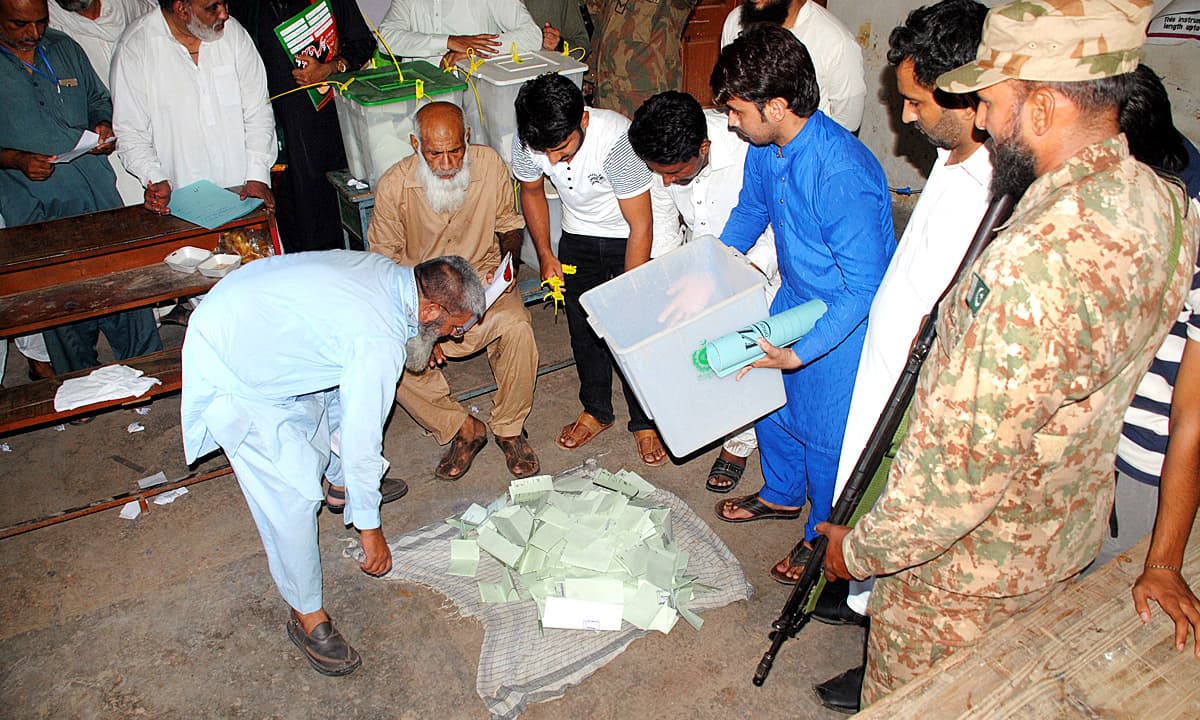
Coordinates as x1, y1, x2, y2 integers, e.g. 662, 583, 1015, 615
580, 236, 787, 456
331, 61, 467, 188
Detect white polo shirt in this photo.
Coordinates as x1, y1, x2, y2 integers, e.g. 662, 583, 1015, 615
721, 2, 866, 132
511, 107, 653, 239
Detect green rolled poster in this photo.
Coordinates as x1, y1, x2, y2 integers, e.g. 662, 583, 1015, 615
694, 299, 828, 378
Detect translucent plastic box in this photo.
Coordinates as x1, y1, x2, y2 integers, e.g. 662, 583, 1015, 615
458, 50, 587, 164
580, 236, 786, 456
520, 178, 562, 271
332, 61, 467, 188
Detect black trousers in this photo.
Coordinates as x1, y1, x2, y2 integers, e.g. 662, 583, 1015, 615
559, 230, 653, 432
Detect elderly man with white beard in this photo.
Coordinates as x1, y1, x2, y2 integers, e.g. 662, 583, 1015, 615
368, 101, 539, 481
181, 251, 485, 676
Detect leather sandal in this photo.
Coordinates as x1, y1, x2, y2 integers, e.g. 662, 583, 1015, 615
495, 431, 540, 478
714, 494, 803, 523
434, 429, 488, 481
633, 429, 668, 466
705, 456, 746, 493
324, 478, 409, 514
770, 540, 814, 585
557, 411, 612, 450
286, 617, 361, 676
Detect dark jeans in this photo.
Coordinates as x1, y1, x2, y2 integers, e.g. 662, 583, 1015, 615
559, 230, 653, 432
44, 307, 162, 374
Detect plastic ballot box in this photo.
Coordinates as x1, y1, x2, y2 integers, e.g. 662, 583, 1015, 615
332, 61, 467, 188
457, 50, 587, 165
580, 237, 786, 456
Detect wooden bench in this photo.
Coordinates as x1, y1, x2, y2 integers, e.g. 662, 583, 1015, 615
1, 206, 270, 433
0, 348, 182, 435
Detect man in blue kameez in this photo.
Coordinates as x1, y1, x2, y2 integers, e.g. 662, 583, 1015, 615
710, 24, 894, 580
181, 250, 484, 676
0, 0, 160, 375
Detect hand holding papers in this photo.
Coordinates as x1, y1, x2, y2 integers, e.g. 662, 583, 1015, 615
462, 253, 516, 332
167, 179, 264, 230
484, 253, 516, 309
52, 130, 101, 164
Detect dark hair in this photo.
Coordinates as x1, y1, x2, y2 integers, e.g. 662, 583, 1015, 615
710, 24, 819, 118
515, 73, 585, 151
1119, 64, 1189, 175
158, 0, 176, 10
1022, 73, 1138, 116
414, 256, 485, 319
887, 0, 988, 87
628, 91, 708, 165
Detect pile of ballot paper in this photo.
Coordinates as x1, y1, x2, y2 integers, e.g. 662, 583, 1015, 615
445, 469, 707, 634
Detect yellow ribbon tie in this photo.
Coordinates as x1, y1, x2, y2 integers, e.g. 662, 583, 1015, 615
540, 264, 577, 315
561, 43, 586, 61
510, 42, 523, 64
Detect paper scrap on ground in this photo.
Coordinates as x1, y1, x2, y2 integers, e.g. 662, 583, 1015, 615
119, 501, 141, 520
153, 487, 189, 505
53, 130, 100, 164
167, 179, 263, 230
445, 467, 704, 634
127, 422, 144, 433
137, 471, 168, 489
53, 364, 163, 412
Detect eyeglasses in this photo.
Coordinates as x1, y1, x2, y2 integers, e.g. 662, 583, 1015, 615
448, 323, 466, 340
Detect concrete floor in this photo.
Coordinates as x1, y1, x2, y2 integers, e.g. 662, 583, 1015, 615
0, 268, 874, 719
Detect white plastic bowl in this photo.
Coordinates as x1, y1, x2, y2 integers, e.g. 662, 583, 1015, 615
164, 246, 212, 274
197, 253, 242, 278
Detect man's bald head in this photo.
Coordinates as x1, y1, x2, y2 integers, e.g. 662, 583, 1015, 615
0, 0, 49, 56
409, 101, 469, 184
413, 102, 467, 147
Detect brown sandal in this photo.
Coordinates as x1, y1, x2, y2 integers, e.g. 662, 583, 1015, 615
633, 429, 668, 466
495, 431, 541, 478
434, 431, 487, 480
557, 411, 612, 450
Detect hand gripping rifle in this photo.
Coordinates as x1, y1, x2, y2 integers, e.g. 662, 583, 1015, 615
752, 193, 1016, 686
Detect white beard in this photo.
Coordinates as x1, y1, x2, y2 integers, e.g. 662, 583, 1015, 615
187, 15, 223, 42
417, 151, 471, 214
404, 320, 442, 373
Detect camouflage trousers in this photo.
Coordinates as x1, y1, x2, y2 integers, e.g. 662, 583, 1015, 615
861, 571, 1069, 706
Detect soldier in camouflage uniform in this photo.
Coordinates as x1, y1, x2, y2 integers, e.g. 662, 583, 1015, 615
586, 0, 699, 118
816, 0, 1200, 706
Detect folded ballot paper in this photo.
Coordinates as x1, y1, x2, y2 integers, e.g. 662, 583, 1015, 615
53, 365, 162, 412
445, 469, 709, 634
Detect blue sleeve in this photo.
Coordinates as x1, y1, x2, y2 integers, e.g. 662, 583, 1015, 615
720, 146, 770, 253
792, 168, 893, 364
336, 338, 406, 529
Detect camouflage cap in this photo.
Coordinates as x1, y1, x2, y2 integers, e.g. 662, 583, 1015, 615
937, 0, 1153, 94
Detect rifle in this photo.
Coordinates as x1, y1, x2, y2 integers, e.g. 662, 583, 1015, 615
752, 193, 1016, 687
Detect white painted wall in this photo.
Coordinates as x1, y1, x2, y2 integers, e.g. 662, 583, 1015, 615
827, 0, 1200, 187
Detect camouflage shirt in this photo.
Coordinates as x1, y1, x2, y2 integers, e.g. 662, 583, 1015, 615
842, 136, 1199, 598
586, 0, 698, 118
